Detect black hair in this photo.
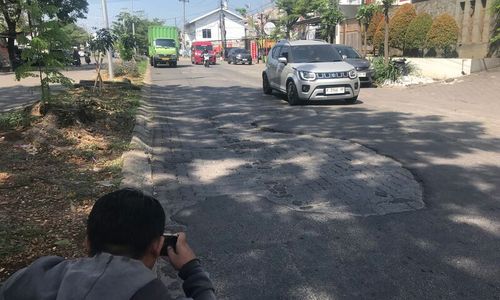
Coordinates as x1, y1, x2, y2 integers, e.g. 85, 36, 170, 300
87, 188, 165, 259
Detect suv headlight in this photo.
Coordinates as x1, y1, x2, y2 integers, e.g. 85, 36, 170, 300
298, 70, 316, 81
349, 69, 357, 79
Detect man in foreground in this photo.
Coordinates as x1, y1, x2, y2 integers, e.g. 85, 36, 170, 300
0, 188, 216, 300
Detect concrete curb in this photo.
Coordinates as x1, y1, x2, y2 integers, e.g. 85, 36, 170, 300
120, 64, 155, 195
120, 63, 187, 298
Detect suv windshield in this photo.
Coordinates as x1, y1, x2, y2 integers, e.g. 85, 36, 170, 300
155, 39, 175, 47
195, 45, 213, 51
336, 46, 361, 59
290, 45, 342, 63
234, 49, 248, 54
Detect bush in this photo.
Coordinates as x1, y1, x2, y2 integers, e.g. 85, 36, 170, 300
372, 57, 414, 84
372, 57, 401, 84
389, 3, 417, 51
373, 20, 386, 55
367, 12, 384, 44
116, 34, 137, 62
113, 60, 140, 77
427, 13, 459, 54
405, 13, 433, 56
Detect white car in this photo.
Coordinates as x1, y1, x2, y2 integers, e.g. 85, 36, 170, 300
262, 40, 360, 105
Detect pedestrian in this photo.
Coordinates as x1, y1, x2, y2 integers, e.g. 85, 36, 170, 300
0, 188, 216, 300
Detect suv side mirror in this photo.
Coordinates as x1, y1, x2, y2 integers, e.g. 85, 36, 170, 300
278, 57, 287, 64
342, 55, 347, 60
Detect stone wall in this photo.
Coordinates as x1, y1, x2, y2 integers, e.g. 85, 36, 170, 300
413, 0, 457, 16
411, 0, 497, 58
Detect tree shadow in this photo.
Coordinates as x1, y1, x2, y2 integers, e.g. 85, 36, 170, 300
143, 81, 500, 299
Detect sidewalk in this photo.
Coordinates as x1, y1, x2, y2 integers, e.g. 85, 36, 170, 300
0, 66, 97, 112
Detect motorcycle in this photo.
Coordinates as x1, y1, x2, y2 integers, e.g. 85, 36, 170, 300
203, 53, 210, 68
84, 53, 91, 65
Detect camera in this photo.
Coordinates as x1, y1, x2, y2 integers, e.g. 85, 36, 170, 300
160, 233, 178, 256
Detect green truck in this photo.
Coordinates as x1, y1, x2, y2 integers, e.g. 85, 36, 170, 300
148, 26, 179, 68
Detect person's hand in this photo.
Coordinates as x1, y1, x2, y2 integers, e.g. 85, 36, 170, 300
167, 232, 197, 270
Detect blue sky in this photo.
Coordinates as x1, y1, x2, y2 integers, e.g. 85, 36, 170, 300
78, 0, 274, 31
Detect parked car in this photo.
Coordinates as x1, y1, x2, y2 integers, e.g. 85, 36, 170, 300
262, 40, 360, 105
227, 48, 252, 65
223, 47, 236, 61
332, 44, 373, 85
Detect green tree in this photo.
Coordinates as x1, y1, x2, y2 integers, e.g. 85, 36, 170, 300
0, 0, 88, 69
427, 13, 459, 56
14, 1, 72, 102
389, 3, 416, 51
405, 13, 433, 56
274, 0, 312, 39
111, 11, 163, 56
489, 0, 500, 57
88, 28, 115, 92
62, 23, 90, 48
314, 0, 344, 43
235, 8, 248, 17
381, 0, 395, 64
356, 3, 380, 55
116, 34, 136, 61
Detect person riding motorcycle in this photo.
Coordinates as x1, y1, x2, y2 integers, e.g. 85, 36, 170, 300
203, 49, 210, 67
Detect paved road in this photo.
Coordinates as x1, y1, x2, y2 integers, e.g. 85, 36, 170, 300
0, 65, 97, 112
148, 60, 500, 299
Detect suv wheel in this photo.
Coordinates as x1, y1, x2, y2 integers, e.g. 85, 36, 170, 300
263, 73, 272, 95
287, 81, 301, 106
345, 96, 358, 104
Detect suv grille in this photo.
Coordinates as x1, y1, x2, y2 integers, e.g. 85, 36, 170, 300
316, 72, 349, 79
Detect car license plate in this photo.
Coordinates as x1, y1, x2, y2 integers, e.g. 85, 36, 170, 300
242, 58, 247, 61
161, 57, 170, 61
358, 72, 366, 77
325, 87, 345, 95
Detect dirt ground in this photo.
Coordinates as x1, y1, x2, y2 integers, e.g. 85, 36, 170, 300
0, 86, 140, 281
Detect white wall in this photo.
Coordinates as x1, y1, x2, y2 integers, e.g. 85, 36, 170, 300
185, 11, 244, 45
405, 58, 500, 79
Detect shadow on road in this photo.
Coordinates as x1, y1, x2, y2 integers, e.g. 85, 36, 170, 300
140, 82, 500, 299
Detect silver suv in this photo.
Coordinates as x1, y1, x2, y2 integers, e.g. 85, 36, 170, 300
262, 40, 360, 105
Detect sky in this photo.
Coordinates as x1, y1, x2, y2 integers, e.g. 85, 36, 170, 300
78, 0, 275, 32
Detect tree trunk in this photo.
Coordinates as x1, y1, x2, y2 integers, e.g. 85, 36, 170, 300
6, 22, 17, 69
363, 23, 368, 56
384, 12, 389, 64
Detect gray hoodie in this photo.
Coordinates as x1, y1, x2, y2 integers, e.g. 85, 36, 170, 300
0, 253, 158, 300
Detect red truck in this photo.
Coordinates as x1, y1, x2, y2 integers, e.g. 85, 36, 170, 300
191, 41, 216, 65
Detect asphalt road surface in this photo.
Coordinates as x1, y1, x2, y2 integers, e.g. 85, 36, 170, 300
148, 59, 500, 299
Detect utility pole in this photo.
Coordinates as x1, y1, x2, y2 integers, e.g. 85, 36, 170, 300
131, 0, 136, 54
220, 0, 227, 58
179, 0, 189, 56
101, 0, 114, 80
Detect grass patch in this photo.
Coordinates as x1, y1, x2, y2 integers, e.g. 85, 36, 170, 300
0, 223, 44, 259
137, 59, 148, 77
0, 84, 142, 281
0, 110, 37, 130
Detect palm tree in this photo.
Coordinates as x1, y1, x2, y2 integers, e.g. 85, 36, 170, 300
381, 0, 395, 64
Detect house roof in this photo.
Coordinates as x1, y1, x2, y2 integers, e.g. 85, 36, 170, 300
186, 8, 243, 25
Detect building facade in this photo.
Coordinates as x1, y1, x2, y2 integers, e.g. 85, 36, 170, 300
184, 7, 245, 52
